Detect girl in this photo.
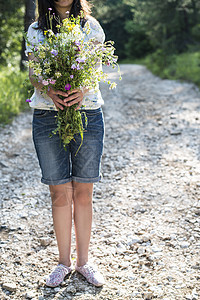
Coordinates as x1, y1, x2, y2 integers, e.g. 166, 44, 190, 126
25, 0, 105, 287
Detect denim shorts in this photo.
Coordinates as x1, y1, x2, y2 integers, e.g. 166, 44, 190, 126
32, 107, 104, 185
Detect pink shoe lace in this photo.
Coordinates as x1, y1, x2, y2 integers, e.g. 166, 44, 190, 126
46, 264, 72, 287
75, 262, 105, 287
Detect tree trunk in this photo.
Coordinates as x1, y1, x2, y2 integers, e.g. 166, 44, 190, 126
191, 0, 197, 26
20, 0, 36, 71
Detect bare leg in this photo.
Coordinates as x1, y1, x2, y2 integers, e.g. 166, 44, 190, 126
49, 182, 73, 266
72, 182, 93, 267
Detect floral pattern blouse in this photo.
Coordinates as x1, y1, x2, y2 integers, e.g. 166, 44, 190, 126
25, 16, 105, 111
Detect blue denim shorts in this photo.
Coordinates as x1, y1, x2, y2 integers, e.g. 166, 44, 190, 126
32, 107, 104, 185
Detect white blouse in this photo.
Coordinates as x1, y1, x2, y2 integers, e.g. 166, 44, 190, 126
25, 16, 105, 110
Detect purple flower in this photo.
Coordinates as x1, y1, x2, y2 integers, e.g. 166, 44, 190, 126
71, 64, 77, 70
42, 80, 49, 86
75, 41, 81, 46
70, 75, 74, 79
26, 99, 31, 103
76, 57, 85, 63
48, 8, 52, 11
49, 79, 56, 84
51, 49, 58, 56
65, 84, 71, 91
76, 64, 80, 70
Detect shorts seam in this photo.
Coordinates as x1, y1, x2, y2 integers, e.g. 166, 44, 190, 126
72, 175, 101, 183
41, 177, 72, 185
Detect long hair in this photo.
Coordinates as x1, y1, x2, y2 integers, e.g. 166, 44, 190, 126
36, 0, 92, 33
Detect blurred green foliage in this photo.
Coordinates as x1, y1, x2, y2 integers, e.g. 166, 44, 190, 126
0, 67, 33, 124
92, 0, 133, 59
0, 0, 32, 124
0, 0, 24, 66
123, 0, 200, 55
144, 51, 200, 88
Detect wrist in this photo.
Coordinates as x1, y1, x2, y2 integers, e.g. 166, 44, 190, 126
81, 87, 89, 95
46, 86, 53, 97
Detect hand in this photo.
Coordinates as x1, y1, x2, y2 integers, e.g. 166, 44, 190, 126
47, 87, 69, 110
63, 89, 85, 110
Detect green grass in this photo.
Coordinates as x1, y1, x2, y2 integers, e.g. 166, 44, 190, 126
120, 51, 200, 89
0, 66, 32, 124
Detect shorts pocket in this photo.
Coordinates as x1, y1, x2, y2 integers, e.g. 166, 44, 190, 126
33, 109, 49, 117
83, 108, 102, 116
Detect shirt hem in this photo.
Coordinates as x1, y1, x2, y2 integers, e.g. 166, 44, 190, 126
30, 104, 102, 111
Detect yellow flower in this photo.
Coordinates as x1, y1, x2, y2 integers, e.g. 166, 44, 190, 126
44, 31, 48, 35
44, 61, 50, 68
45, 68, 51, 74
38, 52, 46, 59
28, 61, 35, 68
55, 72, 61, 78
109, 82, 117, 89
34, 67, 42, 76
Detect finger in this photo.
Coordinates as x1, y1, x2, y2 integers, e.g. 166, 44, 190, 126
52, 98, 66, 110
54, 96, 68, 106
64, 92, 82, 102
64, 95, 78, 102
66, 90, 83, 99
67, 89, 80, 95
55, 90, 69, 97
66, 96, 80, 107
75, 101, 83, 110
54, 102, 64, 110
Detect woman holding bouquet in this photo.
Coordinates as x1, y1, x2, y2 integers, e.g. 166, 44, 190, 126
26, 0, 106, 287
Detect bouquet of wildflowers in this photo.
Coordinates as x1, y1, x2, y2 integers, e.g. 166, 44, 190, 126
26, 12, 120, 151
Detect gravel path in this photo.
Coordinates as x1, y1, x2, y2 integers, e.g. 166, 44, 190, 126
0, 64, 200, 300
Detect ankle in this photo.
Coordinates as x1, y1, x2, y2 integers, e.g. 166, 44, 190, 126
58, 259, 72, 267
76, 259, 88, 267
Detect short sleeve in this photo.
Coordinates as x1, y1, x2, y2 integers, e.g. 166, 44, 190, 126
85, 16, 105, 43
25, 22, 39, 56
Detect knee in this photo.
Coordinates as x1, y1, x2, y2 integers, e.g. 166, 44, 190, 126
73, 190, 93, 206
50, 187, 73, 207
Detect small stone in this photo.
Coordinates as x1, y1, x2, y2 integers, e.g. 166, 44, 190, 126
151, 245, 163, 253
14, 257, 21, 263
137, 246, 145, 255
180, 241, 190, 248
185, 294, 193, 300
2, 282, 17, 292
143, 291, 154, 299
25, 291, 36, 299
127, 236, 142, 245
0, 161, 9, 168
142, 235, 151, 242
40, 237, 52, 247
66, 286, 76, 293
